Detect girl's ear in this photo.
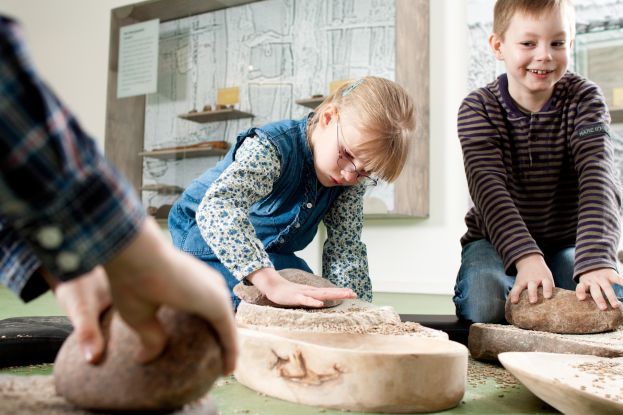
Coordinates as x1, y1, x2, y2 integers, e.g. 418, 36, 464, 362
489, 33, 504, 61
321, 104, 338, 127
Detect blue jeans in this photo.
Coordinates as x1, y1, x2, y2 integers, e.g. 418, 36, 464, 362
453, 239, 623, 323
203, 252, 313, 311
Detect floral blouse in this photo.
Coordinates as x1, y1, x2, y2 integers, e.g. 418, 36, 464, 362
196, 136, 372, 301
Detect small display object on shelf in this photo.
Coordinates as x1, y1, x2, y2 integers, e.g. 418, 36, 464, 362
295, 94, 325, 109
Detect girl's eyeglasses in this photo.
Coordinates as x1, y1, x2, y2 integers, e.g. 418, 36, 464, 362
336, 119, 378, 187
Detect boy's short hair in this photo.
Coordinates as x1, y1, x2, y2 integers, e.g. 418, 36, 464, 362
493, 0, 576, 39
310, 76, 415, 183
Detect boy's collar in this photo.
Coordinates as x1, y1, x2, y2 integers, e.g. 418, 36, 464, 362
496, 73, 568, 118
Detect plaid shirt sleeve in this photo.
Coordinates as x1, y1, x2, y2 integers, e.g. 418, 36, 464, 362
0, 17, 146, 300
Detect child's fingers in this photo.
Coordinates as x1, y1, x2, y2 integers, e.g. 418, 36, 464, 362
205, 313, 239, 375
575, 282, 588, 301
508, 283, 525, 303
117, 312, 167, 363
589, 283, 608, 311
295, 294, 325, 308
541, 279, 554, 299
600, 282, 621, 309
301, 287, 356, 300
70, 307, 106, 364
527, 281, 539, 303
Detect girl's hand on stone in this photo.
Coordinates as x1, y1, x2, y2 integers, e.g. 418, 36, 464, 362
577, 268, 623, 310
510, 253, 554, 304
247, 267, 357, 307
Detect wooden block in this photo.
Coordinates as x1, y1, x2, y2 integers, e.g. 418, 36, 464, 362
235, 328, 468, 413
468, 323, 623, 361
329, 79, 351, 94
499, 352, 623, 414
216, 87, 239, 105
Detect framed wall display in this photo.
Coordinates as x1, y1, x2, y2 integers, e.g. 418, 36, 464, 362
105, 0, 429, 218
573, 20, 623, 190
574, 21, 623, 124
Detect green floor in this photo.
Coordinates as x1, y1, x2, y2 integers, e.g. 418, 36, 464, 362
0, 287, 454, 320
0, 287, 558, 414
0, 287, 62, 320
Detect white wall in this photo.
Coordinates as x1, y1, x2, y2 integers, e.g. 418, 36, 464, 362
1, 0, 471, 296
364, 1, 469, 294
0, 0, 137, 149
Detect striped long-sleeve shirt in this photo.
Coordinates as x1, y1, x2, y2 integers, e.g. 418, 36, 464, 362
458, 72, 622, 281
0, 16, 146, 300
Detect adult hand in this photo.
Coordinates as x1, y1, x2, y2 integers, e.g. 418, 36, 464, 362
577, 268, 623, 310
44, 266, 111, 364
247, 267, 357, 308
509, 253, 555, 304
103, 218, 238, 375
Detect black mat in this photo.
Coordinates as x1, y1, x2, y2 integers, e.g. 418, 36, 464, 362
0, 314, 469, 368
400, 314, 471, 345
0, 316, 72, 368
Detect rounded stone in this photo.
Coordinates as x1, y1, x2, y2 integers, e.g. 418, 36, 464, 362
54, 307, 222, 411
505, 287, 623, 334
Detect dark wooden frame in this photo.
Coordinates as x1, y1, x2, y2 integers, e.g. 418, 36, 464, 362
105, 0, 429, 217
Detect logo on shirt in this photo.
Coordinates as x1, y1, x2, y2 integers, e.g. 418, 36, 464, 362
576, 123, 610, 139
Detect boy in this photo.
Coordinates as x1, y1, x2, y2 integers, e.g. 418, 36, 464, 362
454, 0, 623, 323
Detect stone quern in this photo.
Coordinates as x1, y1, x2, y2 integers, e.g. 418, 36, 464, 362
54, 307, 222, 412
505, 287, 623, 334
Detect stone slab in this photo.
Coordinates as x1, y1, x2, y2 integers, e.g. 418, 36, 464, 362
469, 323, 623, 361
0, 375, 217, 415
237, 299, 448, 339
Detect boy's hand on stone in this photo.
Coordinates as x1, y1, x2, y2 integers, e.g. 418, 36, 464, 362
103, 218, 238, 375
510, 253, 554, 304
248, 267, 357, 308
46, 266, 112, 364
577, 268, 623, 310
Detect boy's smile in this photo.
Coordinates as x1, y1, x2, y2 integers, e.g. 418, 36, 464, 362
489, 8, 573, 112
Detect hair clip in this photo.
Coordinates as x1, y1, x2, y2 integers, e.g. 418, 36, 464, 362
342, 79, 364, 97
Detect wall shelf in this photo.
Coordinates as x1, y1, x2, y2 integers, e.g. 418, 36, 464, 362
139, 147, 228, 160
178, 108, 254, 123
139, 141, 229, 160
141, 184, 184, 194
295, 97, 325, 109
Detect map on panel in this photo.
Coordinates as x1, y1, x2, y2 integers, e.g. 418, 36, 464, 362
142, 0, 396, 215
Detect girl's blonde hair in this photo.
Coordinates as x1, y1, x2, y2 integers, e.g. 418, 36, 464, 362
308, 76, 415, 183
493, 0, 576, 40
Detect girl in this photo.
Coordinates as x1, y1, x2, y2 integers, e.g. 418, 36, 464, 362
169, 76, 415, 309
